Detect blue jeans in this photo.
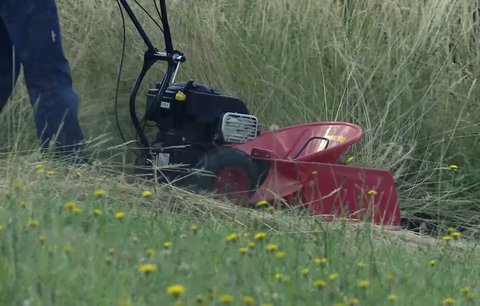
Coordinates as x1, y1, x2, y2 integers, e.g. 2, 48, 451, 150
0, 0, 84, 153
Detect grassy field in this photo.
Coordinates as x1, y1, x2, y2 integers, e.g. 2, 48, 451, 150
0, 157, 479, 306
1, 0, 480, 305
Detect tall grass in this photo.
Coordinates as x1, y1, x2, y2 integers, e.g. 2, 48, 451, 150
1, 0, 479, 228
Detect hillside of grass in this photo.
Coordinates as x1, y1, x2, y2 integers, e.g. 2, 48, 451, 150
0, 0, 479, 242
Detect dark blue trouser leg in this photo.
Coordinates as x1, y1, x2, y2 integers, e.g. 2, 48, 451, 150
0, 0, 84, 153
0, 18, 20, 112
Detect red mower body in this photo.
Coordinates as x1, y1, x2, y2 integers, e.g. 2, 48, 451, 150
230, 122, 401, 226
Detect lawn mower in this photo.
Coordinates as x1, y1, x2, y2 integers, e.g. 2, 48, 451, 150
117, 0, 401, 226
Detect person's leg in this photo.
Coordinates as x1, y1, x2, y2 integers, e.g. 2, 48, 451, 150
0, 17, 20, 112
1, 0, 84, 155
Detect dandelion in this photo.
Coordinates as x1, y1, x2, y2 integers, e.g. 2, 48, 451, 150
328, 273, 338, 281
167, 284, 186, 297
450, 231, 461, 238
314, 257, 328, 265
460, 287, 470, 294
346, 298, 359, 306
274, 273, 289, 282
447, 227, 456, 234
115, 212, 125, 220
131, 235, 140, 243
357, 261, 368, 269
63, 245, 75, 253
300, 268, 309, 276
72, 207, 82, 215
107, 247, 115, 255
46, 170, 55, 178
256, 200, 268, 207
163, 241, 172, 249
266, 244, 278, 252
442, 297, 455, 305
141, 190, 153, 198
267, 206, 275, 213
27, 219, 40, 228
138, 263, 157, 274
313, 280, 327, 288
225, 233, 238, 242
367, 189, 377, 196
387, 294, 397, 302
145, 247, 155, 257
191, 225, 199, 233
94, 189, 106, 198
0, 225, 4, 233
448, 164, 459, 171
239, 247, 249, 255
248, 242, 256, 249
254, 232, 267, 240
357, 280, 370, 288
12, 180, 22, 189
242, 296, 255, 305
35, 164, 45, 171
38, 235, 47, 244
93, 209, 103, 217
64, 201, 77, 212
346, 156, 355, 164
442, 235, 453, 241
219, 294, 234, 304
466, 293, 476, 300
275, 252, 285, 259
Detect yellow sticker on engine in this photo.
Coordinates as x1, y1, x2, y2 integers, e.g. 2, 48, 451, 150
325, 135, 346, 143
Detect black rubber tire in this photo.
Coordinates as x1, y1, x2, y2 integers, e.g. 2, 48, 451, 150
191, 147, 260, 195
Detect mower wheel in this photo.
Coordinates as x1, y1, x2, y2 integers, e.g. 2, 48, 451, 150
191, 147, 260, 199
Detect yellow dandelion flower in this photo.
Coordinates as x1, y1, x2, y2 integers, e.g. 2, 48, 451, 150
447, 227, 455, 234
0, 225, 4, 233
94, 189, 106, 198
367, 189, 377, 196
146, 247, 155, 257
163, 241, 172, 249
115, 212, 125, 220
239, 247, 249, 255
141, 190, 153, 198
26, 219, 40, 228
107, 247, 115, 255
93, 209, 103, 217
63, 245, 75, 253
256, 200, 268, 207
248, 241, 256, 249
46, 170, 55, 178
242, 296, 255, 305
254, 232, 267, 240
35, 164, 45, 171
357, 261, 368, 268
442, 235, 453, 241
387, 294, 397, 302
267, 206, 275, 213
12, 180, 22, 189
314, 257, 328, 265
131, 235, 140, 243
275, 251, 285, 259
191, 225, 199, 233
313, 280, 327, 288
75, 171, 82, 177
274, 273, 284, 281
460, 287, 470, 294
429, 259, 437, 266
138, 263, 157, 274
346, 156, 355, 164
466, 293, 476, 300
448, 164, 459, 171
64, 201, 77, 212
166, 284, 186, 297
450, 231, 461, 238
219, 294, 234, 304
266, 244, 278, 252
38, 235, 47, 244
225, 233, 238, 242
300, 268, 309, 276
347, 298, 359, 306
328, 273, 338, 281
357, 280, 370, 288
442, 297, 455, 305
72, 207, 82, 215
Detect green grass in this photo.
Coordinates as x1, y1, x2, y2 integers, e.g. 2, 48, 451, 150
0, 158, 479, 306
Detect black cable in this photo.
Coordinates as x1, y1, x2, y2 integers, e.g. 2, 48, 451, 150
114, 0, 129, 145
154, 0, 164, 23
133, 0, 164, 33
